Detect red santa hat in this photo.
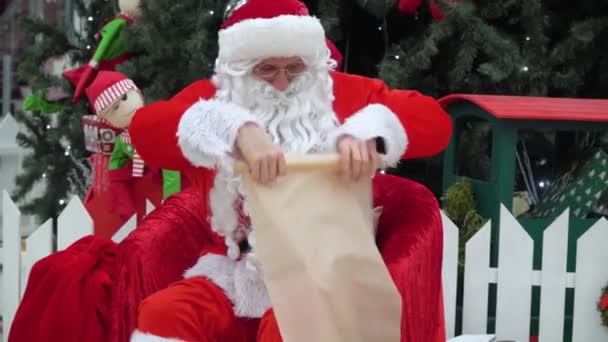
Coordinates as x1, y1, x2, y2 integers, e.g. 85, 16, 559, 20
219, 0, 336, 65
85, 71, 138, 115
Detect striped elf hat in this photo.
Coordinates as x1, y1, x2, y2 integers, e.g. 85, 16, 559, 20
85, 71, 138, 115
85, 71, 145, 177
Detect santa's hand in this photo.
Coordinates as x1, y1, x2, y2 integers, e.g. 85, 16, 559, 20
236, 122, 287, 184
337, 135, 380, 181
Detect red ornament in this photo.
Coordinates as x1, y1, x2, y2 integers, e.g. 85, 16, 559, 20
398, 0, 424, 14
600, 292, 608, 311
429, 1, 445, 20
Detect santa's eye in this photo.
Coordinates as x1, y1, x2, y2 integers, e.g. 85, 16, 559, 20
286, 63, 305, 75
259, 65, 277, 72
122, 93, 128, 101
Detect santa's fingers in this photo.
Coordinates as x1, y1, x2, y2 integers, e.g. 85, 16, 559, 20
263, 152, 287, 184
338, 139, 352, 180
250, 158, 262, 182
267, 154, 282, 183
367, 139, 381, 176
259, 157, 270, 184
352, 140, 369, 181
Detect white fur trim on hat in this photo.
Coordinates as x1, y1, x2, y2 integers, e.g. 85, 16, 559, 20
327, 104, 408, 167
94, 79, 136, 114
218, 15, 326, 62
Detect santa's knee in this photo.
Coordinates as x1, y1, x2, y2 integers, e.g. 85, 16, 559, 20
134, 289, 206, 341
137, 290, 188, 331
135, 277, 240, 341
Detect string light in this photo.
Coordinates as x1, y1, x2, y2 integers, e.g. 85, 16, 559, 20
394, 55, 400, 60
378, 26, 383, 31
46, 124, 51, 129
525, 36, 530, 41
88, 16, 94, 21
209, 10, 214, 15
59, 199, 65, 205
64, 150, 70, 156
379, 169, 386, 174
42, 173, 47, 178
521, 66, 529, 72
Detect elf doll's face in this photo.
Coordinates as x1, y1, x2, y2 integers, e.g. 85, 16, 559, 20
99, 89, 144, 129
119, 0, 143, 20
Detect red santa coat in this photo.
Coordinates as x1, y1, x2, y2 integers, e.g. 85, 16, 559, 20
131, 70, 451, 201
128, 70, 452, 318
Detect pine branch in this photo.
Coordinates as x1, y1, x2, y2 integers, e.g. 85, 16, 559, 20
12, 0, 115, 221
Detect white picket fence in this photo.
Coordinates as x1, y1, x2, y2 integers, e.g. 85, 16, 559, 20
1, 191, 608, 341
442, 205, 608, 342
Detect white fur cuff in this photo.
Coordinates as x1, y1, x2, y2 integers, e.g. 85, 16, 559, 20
184, 253, 271, 318
130, 330, 186, 342
177, 99, 260, 168
329, 104, 408, 167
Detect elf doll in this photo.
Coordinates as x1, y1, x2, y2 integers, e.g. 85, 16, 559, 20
63, 0, 143, 103
85, 71, 179, 221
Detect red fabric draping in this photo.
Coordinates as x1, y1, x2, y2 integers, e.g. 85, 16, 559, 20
374, 174, 446, 342
109, 187, 217, 342
10, 174, 445, 342
9, 236, 118, 341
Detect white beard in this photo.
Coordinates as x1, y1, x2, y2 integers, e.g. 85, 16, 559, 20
209, 68, 339, 262
215, 70, 339, 154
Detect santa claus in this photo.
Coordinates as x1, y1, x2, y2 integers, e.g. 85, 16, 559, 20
128, 0, 452, 340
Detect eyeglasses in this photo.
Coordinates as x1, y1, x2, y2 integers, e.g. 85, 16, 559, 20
254, 62, 306, 79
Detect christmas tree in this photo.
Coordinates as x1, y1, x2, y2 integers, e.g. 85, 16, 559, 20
331, 0, 607, 198
117, 1, 227, 102
545, 0, 608, 98
15, 0, 608, 221
378, 1, 547, 97
14, 0, 117, 222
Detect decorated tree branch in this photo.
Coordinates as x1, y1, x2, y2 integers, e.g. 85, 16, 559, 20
14, 0, 118, 222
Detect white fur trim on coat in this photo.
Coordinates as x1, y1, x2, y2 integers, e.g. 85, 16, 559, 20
130, 330, 185, 342
218, 15, 326, 63
328, 104, 408, 167
184, 253, 271, 318
208, 167, 242, 260
177, 99, 260, 168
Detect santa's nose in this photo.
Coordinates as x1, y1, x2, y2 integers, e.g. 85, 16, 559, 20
270, 72, 290, 92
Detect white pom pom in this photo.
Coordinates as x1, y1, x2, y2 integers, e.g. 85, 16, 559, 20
245, 253, 263, 273
226, 237, 240, 260
244, 230, 263, 272
248, 230, 256, 246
